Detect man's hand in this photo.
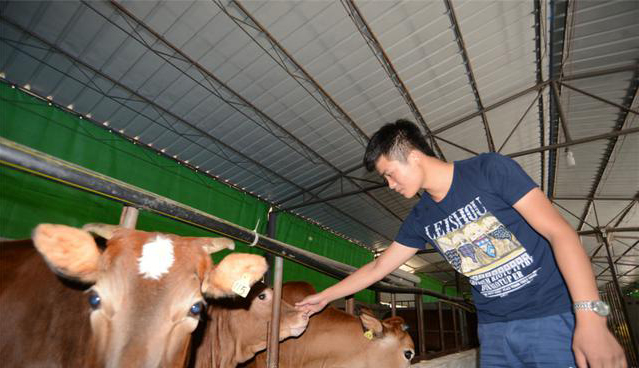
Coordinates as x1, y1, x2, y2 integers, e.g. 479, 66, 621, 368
295, 292, 328, 317
573, 316, 626, 368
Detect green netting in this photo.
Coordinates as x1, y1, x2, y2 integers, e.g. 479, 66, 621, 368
275, 212, 375, 303
417, 272, 462, 303
0, 82, 378, 302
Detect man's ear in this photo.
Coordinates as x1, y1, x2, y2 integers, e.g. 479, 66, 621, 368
407, 149, 420, 164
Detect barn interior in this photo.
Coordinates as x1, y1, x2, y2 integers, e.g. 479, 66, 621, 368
1, 0, 638, 366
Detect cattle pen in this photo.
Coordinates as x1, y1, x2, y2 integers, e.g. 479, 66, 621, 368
1, 137, 477, 366
2, 1, 638, 367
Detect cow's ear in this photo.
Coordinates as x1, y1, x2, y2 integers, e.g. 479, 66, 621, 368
202, 253, 267, 298
187, 237, 235, 254
82, 223, 121, 240
360, 313, 384, 338
32, 224, 101, 283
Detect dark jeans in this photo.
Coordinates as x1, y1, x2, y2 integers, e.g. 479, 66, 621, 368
478, 312, 577, 367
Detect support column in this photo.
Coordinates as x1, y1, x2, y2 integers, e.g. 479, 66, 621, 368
391, 293, 397, 317
266, 211, 283, 368
345, 296, 355, 315
415, 294, 426, 356
438, 301, 445, 352
452, 305, 459, 351
119, 206, 138, 229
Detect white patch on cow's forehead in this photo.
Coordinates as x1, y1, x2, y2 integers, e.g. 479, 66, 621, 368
138, 236, 175, 280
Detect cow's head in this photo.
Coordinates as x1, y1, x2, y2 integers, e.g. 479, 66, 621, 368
360, 314, 415, 367
32, 223, 267, 368
198, 282, 309, 365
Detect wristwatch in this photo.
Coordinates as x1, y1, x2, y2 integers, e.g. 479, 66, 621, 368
573, 300, 610, 317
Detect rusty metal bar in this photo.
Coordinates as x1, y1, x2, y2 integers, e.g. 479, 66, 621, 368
498, 89, 544, 153
119, 206, 139, 229
341, 0, 446, 161
391, 293, 397, 317
452, 305, 459, 351
438, 301, 445, 352
0, 138, 472, 303
507, 126, 639, 158
415, 294, 426, 356
550, 81, 573, 143
432, 82, 549, 135
562, 65, 638, 82
559, 82, 639, 116
266, 212, 283, 368
345, 297, 355, 315
443, 0, 495, 152
217, 0, 370, 147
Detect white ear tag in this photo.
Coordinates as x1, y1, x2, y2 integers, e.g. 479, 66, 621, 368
232, 273, 251, 298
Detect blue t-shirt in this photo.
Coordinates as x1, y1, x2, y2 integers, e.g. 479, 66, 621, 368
396, 153, 571, 323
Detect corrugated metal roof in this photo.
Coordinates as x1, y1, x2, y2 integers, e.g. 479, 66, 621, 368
1, 0, 637, 289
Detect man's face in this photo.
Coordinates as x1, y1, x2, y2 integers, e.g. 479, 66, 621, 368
375, 153, 422, 198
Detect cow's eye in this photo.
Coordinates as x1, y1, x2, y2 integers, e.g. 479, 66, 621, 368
189, 301, 204, 316
258, 293, 267, 300
88, 292, 101, 310
404, 349, 414, 360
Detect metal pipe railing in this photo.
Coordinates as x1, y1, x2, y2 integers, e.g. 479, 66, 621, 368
0, 137, 470, 307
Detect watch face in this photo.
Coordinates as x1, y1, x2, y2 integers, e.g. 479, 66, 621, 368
592, 301, 610, 316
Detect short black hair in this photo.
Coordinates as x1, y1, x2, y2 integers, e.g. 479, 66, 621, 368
363, 119, 435, 172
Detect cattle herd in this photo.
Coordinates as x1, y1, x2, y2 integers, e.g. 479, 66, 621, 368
0, 223, 414, 368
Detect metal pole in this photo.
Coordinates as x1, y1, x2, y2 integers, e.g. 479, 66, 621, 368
508, 126, 639, 158
391, 293, 396, 317
438, 301, 445, 352
415, 294, 426, 357
0, 138, 471, 304
460, 309, 467, 347
345, 297, 355, 315
119, 206, 138, 229
266, 211, 282, 368
452, 305, 459, 351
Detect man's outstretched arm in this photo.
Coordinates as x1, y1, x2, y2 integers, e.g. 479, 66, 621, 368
295, 242, 418, 315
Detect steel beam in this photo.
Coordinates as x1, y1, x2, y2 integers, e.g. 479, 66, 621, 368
0, 21, 393, 247
443, 0, 495, 152
498, 89, 544, 153
562, 65, 638, 82
559, 82, 639, 116
341, 0, 446, 161
215, 0, 369, 148
547, 0, 569, 197
280, 183, 386, 211
552, 196, 637, 201
104, 0, 405, 226
432, 82, 548, 135
577, 74, 638, 231
0, 137, 472, 305
507, 126, 639, 158
534, 0, 546, 192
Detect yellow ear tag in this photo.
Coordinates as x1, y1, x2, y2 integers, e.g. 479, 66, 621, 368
232, 273, 251, 298
363, 330, 374, 340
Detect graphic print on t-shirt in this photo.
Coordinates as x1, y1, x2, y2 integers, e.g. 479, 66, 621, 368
425, 197, 540, 298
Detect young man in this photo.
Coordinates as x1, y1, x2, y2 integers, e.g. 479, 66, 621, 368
296, 120, 626, 367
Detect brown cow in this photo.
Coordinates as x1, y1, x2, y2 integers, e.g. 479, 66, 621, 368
0, 224, 269, 367
247, 281, 416, 368
190, 282, 308, 368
